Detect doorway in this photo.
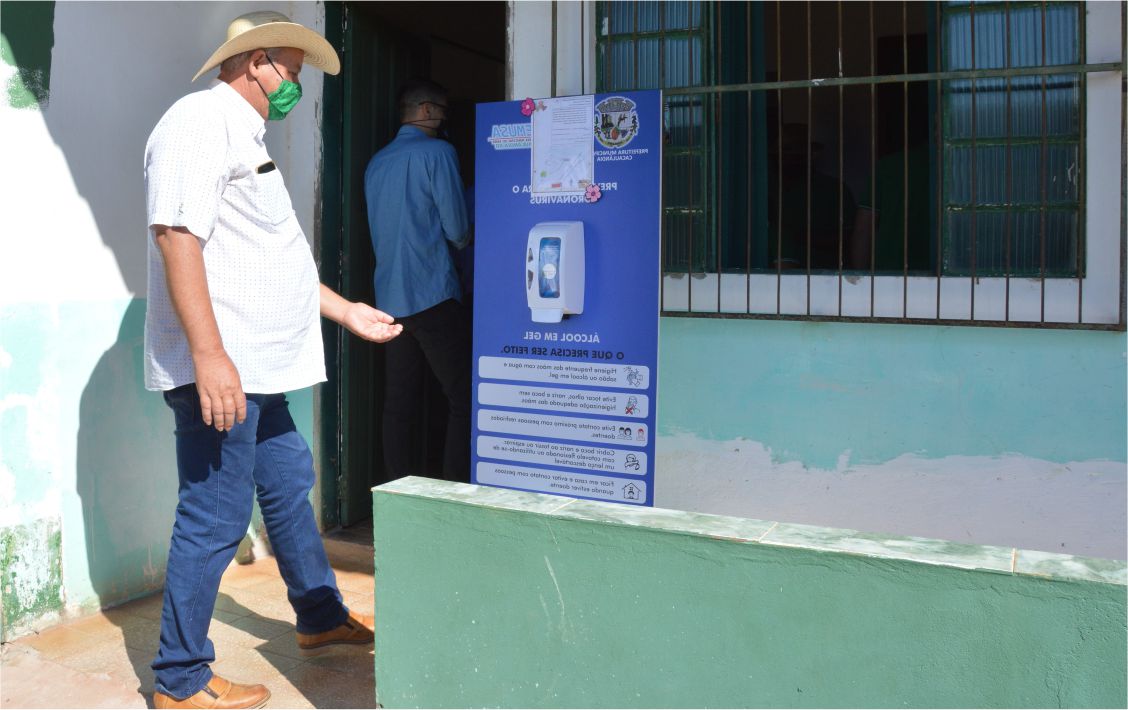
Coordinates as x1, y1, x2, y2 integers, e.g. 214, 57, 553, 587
319, 2, 506, 529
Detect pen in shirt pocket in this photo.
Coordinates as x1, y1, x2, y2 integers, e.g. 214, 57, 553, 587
257, 161, 276, 174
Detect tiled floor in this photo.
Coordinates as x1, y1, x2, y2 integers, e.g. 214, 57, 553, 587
0, 537, 377, 709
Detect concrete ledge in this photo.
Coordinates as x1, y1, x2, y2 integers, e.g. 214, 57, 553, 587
372, 477, 1127, 708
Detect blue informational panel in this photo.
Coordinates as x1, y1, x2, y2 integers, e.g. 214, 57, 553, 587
472, 90, 662, 506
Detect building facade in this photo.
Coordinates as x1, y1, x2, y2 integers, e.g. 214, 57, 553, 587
1, 0, 1124, 642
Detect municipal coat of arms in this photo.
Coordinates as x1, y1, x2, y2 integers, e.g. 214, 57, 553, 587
595, 96, 639, 149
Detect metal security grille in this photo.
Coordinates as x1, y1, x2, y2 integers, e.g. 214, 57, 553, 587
600, 2, 713, 278
595, 0, 1127, 329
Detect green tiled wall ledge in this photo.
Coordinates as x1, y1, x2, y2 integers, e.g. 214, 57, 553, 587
372, 477, 1127, 708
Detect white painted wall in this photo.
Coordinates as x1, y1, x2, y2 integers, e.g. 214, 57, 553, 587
656, 436, 1127, 560
508, 0, 595, 99
1, 0, 325, 304
0, 1, 329, 638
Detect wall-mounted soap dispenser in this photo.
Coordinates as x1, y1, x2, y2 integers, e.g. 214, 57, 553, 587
526, 221, 584, 323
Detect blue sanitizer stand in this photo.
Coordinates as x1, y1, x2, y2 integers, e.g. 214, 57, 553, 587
471, 90, 662, 506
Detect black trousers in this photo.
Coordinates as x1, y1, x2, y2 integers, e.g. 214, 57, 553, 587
383, 298, 471, 482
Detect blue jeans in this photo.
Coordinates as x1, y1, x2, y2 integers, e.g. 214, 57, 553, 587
152, 386, 348, 699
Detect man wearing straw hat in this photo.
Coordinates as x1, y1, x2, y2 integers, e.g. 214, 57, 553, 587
144, 11, 398, 708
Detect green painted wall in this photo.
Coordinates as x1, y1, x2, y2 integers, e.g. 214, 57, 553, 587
1, 518, 62, 639
372, 478, 1128, 709
1, 299, 178, 617
658, 318, 1128, 468
1, 297, 322, 639
1, 298, 179, 636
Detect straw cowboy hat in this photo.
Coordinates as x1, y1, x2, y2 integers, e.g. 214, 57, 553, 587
192, 10, 340, 82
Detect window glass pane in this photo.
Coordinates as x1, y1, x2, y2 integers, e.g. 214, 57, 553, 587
638, 1, 660, 33
992, 209, 1074, 275
946, 77, 1012, 139
951, 76, 1082, 138
1041, 77, 1081, 136
945, 209, 989, 272
664, 35, 704, 87
973, 10, 1008, 69
945, 9, 1010, 70
945, 144, 998, 205
665, 96, 705, 148
1010, 4, 1079, 67
665, 1, 701, 31
638, 37, 660, 89
946, 207, 1079, 276
608, 1, 634, 35
1041, 210, 1080, 273
611, 39, 635, 90
1044, 143, 1080, 204
945, 12, 973, 69
947, 143, 1079, 206
946, 4, 1079, 69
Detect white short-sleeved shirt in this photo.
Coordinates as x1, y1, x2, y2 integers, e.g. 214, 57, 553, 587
144, 81, 326, 393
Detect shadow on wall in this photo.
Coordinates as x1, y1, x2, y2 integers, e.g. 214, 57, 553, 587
76, 300, 178, 608
75, 299, 177, 698
15, 2, 247, 295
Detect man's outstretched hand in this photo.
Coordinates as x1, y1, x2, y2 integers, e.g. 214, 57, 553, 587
321, 284, 404, 343
340, 301, 404, 343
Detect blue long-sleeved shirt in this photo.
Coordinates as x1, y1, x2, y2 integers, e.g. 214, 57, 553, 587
364, 125, 470, 318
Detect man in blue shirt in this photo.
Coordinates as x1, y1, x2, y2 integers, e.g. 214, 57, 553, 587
364, 79, 471, 482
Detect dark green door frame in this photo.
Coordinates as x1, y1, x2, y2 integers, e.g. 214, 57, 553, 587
317, 1, 346, 530
317, 2, 432, 528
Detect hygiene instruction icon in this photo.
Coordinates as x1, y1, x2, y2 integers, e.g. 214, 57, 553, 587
622, 482, 642, 501
625, 366, 642, 388
624, 396, 638, 415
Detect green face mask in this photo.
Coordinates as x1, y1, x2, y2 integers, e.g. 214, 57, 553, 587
258, 57, 302, 121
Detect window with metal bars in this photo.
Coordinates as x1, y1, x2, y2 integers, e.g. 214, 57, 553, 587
600, 1, 713, 274
595, 0, 1125, 327
942, 1, 1082, 278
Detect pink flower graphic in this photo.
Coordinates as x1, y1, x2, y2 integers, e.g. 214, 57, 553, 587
520, 97, 535, 116
585, 183, 602, 203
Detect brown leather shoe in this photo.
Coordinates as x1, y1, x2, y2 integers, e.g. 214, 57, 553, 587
153, 675, 270, 709
296, 609, 374, 651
